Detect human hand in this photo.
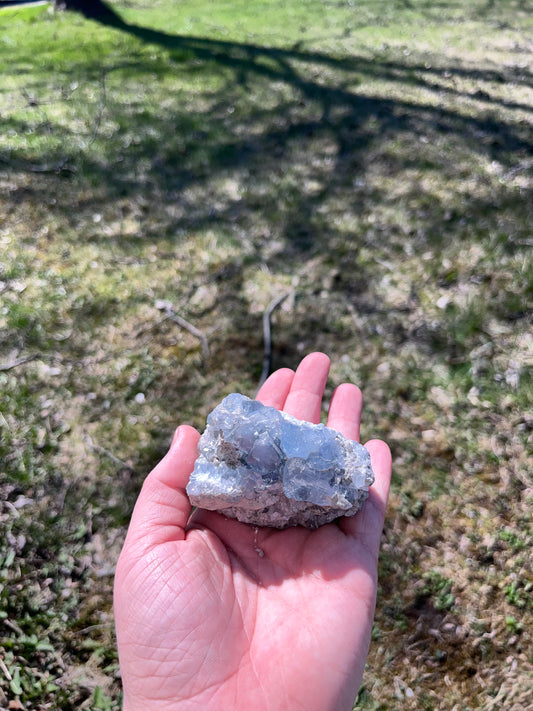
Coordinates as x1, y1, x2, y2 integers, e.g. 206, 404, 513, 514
114, 352, 391, 711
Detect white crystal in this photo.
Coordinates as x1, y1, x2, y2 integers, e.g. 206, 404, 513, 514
186, 394, 374, 529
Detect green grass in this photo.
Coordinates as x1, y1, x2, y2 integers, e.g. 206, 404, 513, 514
1, 0, 532, 708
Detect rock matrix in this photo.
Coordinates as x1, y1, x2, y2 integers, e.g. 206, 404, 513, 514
186, 394, 374, 529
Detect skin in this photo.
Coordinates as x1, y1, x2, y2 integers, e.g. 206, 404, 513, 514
114, 352, 392, 711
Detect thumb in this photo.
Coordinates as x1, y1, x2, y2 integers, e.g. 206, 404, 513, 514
124, 425, 200, 549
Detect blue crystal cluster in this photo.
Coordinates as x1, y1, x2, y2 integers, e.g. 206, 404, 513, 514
186, 393, 374, 528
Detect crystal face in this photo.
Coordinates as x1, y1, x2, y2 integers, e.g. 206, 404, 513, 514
186, 393, 375, 529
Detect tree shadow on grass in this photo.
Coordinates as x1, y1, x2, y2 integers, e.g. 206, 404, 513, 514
5, 4, 531, 217
2, 1, 532, 372
1, 9, 531, 705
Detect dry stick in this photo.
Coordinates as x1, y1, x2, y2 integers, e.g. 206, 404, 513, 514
166, 310, 210, 360
138, 304, 210, 359
0, 354, 38, 372
133, 315, 169, 339
0, 152, 72, 174
85, 435, 131, 470
257, 291, 292, 392
3, 618, 24, 636
0, 656, 12, 682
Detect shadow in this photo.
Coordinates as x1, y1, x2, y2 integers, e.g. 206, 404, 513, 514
187, 508, 374, 588
78, 4, 533, 94
56, 0, 118, 22
1, 9, 531, 708
1, 2, 531, 376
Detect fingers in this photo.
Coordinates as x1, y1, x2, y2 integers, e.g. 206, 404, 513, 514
256, 367, 295, 409
126, 425, 200, 547
338, 439, 392, 558
327, 383, 363, 442
363, 439, 392, 516
283, 352, 330, 423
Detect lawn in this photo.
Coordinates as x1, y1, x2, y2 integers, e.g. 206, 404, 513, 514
0, 0, 531, 708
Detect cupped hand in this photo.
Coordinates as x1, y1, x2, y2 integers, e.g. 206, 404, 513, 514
114, 352, 391, 711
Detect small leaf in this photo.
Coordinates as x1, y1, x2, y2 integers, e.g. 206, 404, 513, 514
3, 549, 16, 569
9, 667, 23, 696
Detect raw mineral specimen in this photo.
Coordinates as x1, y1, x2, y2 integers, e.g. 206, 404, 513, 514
186, 393, 374, 529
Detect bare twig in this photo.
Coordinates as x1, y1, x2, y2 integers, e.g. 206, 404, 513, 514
134, 315, 168, 338
0, 655, 12, 682
153, 301, 210, 360
166, 312, 210, 360
3, 618, 24, 636
85, 435, 131, 470
0, 149, 74, 175
257, 291, 292, 391
0, 354, 38, 372
29, 156, 74, 174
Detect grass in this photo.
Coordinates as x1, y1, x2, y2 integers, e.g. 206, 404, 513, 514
0, 0, 532, 708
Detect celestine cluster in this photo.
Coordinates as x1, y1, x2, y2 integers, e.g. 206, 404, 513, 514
186, 393, 374, 528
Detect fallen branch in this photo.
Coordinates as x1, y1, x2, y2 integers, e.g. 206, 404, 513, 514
0, 655, 12, 682
85, 435, 131, 470
167, 312, 210, 360
257, 291, 292, 391
134, 316, 167, 339
154, 300, 210, 360
0, 354, 38, 371
0, 151, 74, 175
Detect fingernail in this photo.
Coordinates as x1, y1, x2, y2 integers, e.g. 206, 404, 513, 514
171, 426, 182, 448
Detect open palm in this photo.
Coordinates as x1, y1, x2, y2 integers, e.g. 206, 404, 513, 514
114, 353, 391, 711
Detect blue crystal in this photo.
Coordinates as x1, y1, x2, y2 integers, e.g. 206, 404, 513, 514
186, 394, 374, 528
